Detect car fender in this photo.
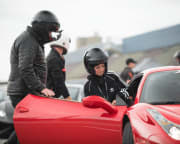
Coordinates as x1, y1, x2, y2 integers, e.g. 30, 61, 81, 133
0, 100, 13, 124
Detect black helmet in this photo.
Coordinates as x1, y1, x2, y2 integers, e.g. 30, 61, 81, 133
31, 10, 60, 27
31, 10, 60, 43
84, 48, 108, 75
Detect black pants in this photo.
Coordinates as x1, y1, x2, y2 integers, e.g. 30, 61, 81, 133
9, 96, 22, 108
7, 96, 24, 144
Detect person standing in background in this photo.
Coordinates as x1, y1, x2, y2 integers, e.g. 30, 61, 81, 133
47, 33, 72, 100
120, 58, 136, 83
174, 51, 180, 65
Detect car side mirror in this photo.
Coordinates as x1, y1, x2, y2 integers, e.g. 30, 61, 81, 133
82, 96, 117, 114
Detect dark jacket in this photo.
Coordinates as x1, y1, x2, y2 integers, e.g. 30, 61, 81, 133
84, 72, 127, 103
46, 49, 69, 98
7, 26, 47, 97
120, 67, 134, 82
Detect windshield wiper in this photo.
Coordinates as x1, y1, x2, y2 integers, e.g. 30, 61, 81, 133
150, 101, 180, 105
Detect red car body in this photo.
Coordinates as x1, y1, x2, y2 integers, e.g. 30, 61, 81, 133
13, 66, 180, 144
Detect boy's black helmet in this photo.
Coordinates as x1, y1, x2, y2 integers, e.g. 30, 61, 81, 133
84, 48, 108, 75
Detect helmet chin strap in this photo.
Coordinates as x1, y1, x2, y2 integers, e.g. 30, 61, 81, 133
54, 47, 64, 55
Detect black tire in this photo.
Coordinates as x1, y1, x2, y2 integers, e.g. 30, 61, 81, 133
122, 122, 134, 144
0, 123, 14, 139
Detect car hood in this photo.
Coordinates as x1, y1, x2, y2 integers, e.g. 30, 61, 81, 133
129, 103, 180, 125
155, 105, 180, 124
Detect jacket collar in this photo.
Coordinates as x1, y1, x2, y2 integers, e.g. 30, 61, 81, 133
27, 26, 45, 47
87, 74, 106, 85
50, 48, 64, 60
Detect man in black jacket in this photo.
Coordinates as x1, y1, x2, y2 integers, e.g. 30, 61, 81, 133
47, 34, 72, 100
174, 51, 180, 65
120, 58, 136, 83
7, 10, 60, 144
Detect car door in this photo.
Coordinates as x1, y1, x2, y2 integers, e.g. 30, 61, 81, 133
14, 94, 127, 144
127, 74, 143, 102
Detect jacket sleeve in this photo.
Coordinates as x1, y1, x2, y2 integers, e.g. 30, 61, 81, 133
108, 73, 131, 103
108, 72, 128, 88
84, 81, 102, 97
48, 58, 69, 98
84, 82, 91, 97
18, 39, 45, 92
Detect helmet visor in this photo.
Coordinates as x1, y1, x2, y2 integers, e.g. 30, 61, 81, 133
50, 30, 63, 41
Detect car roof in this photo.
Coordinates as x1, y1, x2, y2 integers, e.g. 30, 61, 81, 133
66, 83, 83, 89
66, 79, 87, 85
141, 66, 180, 75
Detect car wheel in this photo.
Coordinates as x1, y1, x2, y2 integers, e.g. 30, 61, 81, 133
122, 122, 134, 144
0, 123, 14, 139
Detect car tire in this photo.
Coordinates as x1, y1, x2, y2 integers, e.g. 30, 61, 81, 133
0, 123, 13, 139
122, 122, 134, 144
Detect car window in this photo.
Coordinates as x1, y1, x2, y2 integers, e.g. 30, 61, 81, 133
140, 70, 180, 104
67, 87, 80, 101
0, 83, 7, 101
128, 74, 143, 100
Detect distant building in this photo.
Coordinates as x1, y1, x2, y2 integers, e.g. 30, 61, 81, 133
65, 41, 120, 65
76, 33, 102, 49
122, 24, 180, 53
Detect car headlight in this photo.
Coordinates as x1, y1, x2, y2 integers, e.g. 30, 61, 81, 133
0, 110, 6, 118
169, 126, 180, 140
147, 109, 180, 140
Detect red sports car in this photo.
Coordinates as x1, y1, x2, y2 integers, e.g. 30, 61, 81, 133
13, 66, 180, 144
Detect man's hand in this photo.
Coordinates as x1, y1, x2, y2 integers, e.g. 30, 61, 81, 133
41, 88, 55, 97
128, 96, 133, 100
126, 79, 131, 84
64, 96, 72, 101
112, 100, 116, 105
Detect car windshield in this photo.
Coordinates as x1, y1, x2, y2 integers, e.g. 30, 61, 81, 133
0, 83, 7, 101
68, 87, 79, 101
140, 70, 180, 105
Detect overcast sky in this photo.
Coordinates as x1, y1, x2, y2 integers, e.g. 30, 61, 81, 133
1, 0, 180, 80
